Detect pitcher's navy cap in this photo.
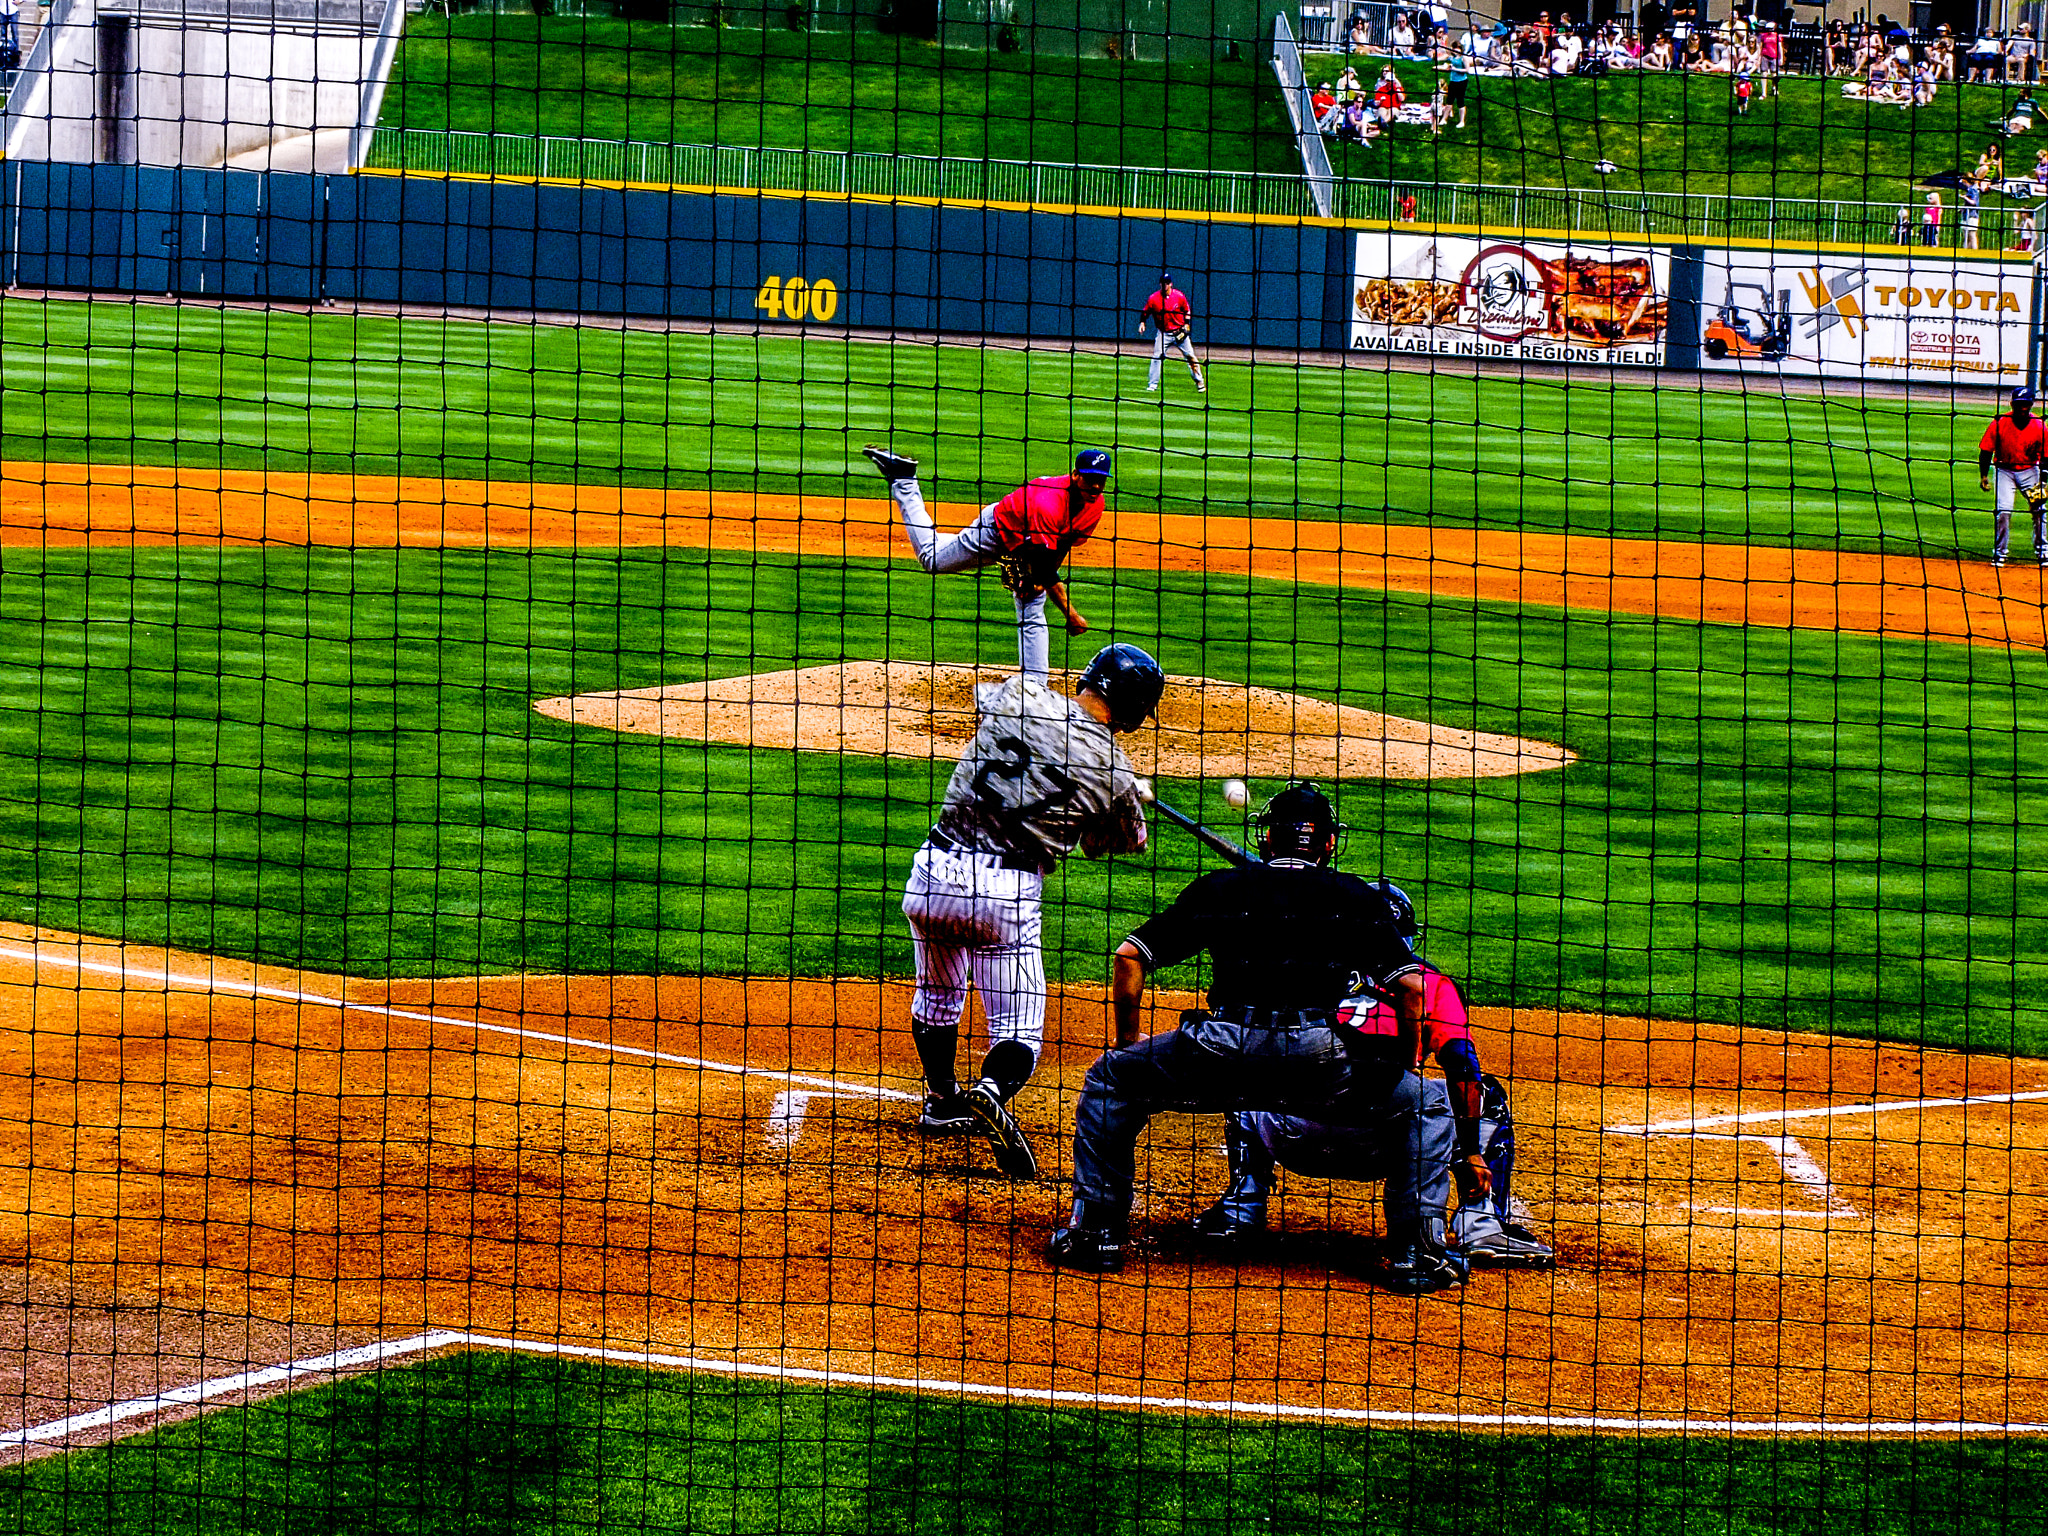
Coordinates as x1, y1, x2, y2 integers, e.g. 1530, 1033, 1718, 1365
1075, 449, 1114, 477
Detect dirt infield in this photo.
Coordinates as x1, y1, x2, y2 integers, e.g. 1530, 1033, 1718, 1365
5, 461, 2043, 651
0, 925, 2041, 1445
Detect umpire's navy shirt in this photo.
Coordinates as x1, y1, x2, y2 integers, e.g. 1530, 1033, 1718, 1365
1123, 863, 1421, 1012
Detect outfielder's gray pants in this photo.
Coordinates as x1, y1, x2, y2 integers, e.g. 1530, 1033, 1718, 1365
1992, 466, 2047, 561
888, 478, 1050, 679
1147, 329, 1202, 390
1067, 1016, 1436, 1224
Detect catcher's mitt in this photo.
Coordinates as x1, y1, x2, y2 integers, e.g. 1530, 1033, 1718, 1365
997, 545, 1062, 596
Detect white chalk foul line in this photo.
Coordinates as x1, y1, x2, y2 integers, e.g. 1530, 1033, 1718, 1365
0, 944, 917, 1103
7, 1331, 2044, 1446
1606, 1088, 2048, 1137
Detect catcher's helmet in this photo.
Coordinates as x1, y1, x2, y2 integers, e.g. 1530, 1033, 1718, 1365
1369, 878, 1418, 939
1074, 448, 1114, 479
1076, 643, 1165, 733
1254, 781, 1344, 865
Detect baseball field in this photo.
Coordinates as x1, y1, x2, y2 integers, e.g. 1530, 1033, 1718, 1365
0, 287, 2043, 1532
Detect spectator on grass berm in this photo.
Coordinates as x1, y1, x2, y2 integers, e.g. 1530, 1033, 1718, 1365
1446, 51, 1471, 127
1978, 142, 2005, 184
2008, 91, 2040, 133
1346, 12, 1369, 53
1425, 79, 1451, 135
1342, 97, 1376, 142
2011, 23, 2039, 82
1922, 189, 1944, 245
1681, 30, 1706, 70
1931, 25, 1956, 80
1389, 12, 1419, 57
1913, 59, 1938, 107
1517, 25, 1546, 73
1734, 67, 1753, 112
1431, 24, 1450, 64
1337, 63, 1362, 96
1824, 20, 1848, 75
1756, 21, 1780, 95
1312, 82, 1340, 131
1373, 64, 1405, 127
1968, 28, 2003, 83
1978, 387, 2048, 567
1647, 32, 1674, 70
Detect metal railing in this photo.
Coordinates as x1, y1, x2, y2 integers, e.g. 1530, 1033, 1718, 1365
1269, 13, 1334, 219
362, 127, 2038, 250
363, 129, 1318, 216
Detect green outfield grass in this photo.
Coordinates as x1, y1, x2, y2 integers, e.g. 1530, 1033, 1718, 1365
0, 300, 1996, 557
0, 543, 2040, 1052
0, 1350, 2039, 1535
381, 18, 1302, 175
379, 19, 2048, 210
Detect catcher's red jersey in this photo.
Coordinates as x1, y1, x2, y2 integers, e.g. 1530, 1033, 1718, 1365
1143, 289, 1192, 330
989, 476, 1106, 554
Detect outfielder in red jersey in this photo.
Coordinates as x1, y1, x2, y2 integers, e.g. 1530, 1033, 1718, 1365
861, 444, 1111, 679
1977, 385, 2048, 566
1137, 272, 1206, 394
1193, 882, 1555, 1268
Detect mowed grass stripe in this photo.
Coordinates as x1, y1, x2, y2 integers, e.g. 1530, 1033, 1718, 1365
0, 545, 2038, 1051
0, 297, 1987, 555
1, 1349, 2041, 1535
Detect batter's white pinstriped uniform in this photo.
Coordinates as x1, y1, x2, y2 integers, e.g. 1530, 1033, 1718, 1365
905, 674, 1147, 1082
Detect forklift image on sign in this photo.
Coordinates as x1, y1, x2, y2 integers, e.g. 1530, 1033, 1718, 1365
1703, 284, 1793, 361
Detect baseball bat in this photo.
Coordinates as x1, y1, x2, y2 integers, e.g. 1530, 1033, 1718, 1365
1138, 784, 1259, 867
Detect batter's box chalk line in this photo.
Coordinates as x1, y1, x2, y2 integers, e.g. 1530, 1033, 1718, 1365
0, 943, 920, 1154
4, 1332, 2045, 1448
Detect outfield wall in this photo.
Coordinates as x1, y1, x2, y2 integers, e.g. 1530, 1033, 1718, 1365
1, 160, 2033, 386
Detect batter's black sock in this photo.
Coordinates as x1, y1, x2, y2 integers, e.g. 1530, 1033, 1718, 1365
913, 1022, 959, 1100
978, 1040, 1036, 1103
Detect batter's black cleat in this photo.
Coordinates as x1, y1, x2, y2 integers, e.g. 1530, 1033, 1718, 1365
1383, 1239, 1471, 1296
1047, 1225, 1124, 1274
861, 444, 919, 483
961, 1080, 1038, 1180
918, 1092, 976, 1136
1189, 1203, 1262, 1254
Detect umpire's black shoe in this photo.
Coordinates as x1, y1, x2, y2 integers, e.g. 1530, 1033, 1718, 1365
917, 1092, 976, 1136
861, 444, 919, 483
1383, 1240, 1471, 1296
961, 1080, 1038, 1180
1189, 1203, 1262, 1254
1047, 1225, 1124, 1274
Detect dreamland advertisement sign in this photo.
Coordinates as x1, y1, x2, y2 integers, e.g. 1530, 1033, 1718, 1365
1695, 253, 2034, 385
1350, 233, 1670, 366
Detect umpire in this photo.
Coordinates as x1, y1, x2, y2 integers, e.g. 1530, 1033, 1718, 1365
1046, 783, 1468, 1294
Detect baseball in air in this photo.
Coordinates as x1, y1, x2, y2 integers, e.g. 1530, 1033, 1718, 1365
1135, 778, 1155, 803
1222, 779, 1250, 808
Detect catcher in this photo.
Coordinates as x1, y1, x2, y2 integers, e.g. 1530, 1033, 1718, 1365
863, 445, 1109, 681
1191, 881, 1555, 1270
1138, 273, 1206, 395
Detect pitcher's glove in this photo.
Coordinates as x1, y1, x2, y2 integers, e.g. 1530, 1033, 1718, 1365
997, 545, 1062, 597
2024, 481, 2048, 515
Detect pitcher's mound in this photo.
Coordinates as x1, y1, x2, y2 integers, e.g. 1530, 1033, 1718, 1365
536, 662, 1570, 781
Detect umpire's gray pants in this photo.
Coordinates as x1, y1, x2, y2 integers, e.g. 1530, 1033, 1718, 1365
888, 477, 1050, 679
1147, 329, 1202, 389
1068, 1014, 1430, 1221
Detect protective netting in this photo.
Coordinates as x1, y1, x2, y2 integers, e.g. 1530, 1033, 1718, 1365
0, 2, 2044, 1531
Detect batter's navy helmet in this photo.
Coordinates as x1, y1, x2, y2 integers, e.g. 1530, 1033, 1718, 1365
1369, 878, 1418, 939
1074, 448, 1114, 479
1254, 781, 1344, 865
1076, 643, 1165, 732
